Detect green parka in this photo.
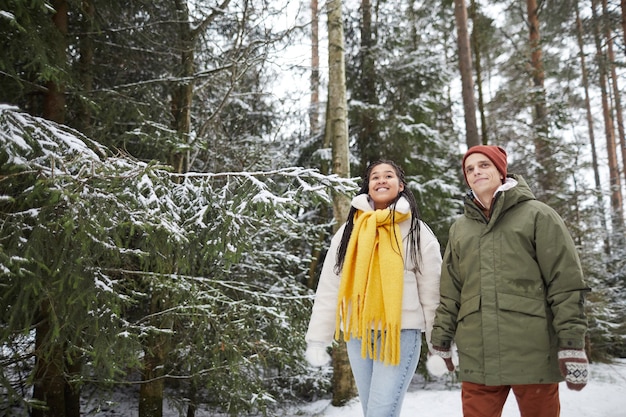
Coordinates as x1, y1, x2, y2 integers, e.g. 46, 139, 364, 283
431, 175, 588, 386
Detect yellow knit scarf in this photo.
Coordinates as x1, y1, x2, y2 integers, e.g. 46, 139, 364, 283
335, 208, 410, 365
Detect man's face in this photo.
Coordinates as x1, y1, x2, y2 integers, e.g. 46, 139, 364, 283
464, 153, 503, 196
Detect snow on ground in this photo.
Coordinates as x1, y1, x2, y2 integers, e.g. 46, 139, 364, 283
72, 359, 626, 416
285, 359, 626, 417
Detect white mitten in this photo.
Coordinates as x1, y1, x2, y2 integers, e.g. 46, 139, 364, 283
427, 343, 458, 376
426, 354, 450, 377
305, 342, 331, 367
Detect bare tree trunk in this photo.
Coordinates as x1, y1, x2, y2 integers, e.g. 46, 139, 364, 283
139, 346, 166, 417
454, 0, 479, 148
603, 0, 626, 189
64, 351, 82, 417
32, 302, 66, 417
591, 0, 624, 230
310, 0, 320, 136
77, 0, 95, 136
527, 0, 546, 127
142, 5, 203, 415
306, 0, 324, 291
575, 0, 610, 255
170, 0, 232, 175
326, 0, 356, 406
621, 0, 626, 55
170, 0, 194, 175
139, 291, 173, 417
43, 0, 68, 124
186, 383, 197, 417
527, 0, 560, 199
469, 0, 488, 144
36, 2, 79, 416
327, 0, 351, 221
355, 0, 380, 167
331, 338, 355, 406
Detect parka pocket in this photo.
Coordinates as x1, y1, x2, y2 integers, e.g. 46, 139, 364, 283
497, 293, 552, 354
457, 294, 481, 323
455, 294, 482, 365
497, 293, 546, 317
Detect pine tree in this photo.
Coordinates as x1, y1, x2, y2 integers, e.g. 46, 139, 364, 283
0, 104, 356, 414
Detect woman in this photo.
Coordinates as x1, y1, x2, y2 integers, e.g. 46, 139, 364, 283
305, 160, 442, 417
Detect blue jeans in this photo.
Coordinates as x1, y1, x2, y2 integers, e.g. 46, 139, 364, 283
346, 329, 421, 417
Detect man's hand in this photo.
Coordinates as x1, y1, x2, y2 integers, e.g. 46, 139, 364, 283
558, 349, 589, 391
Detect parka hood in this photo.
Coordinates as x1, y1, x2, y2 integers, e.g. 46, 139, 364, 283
351, 193, 411, 214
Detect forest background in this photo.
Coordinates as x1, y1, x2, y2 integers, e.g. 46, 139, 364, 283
0, 0, 625, 416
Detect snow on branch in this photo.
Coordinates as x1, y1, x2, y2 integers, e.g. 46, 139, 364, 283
0, 105, 107, 175
0, 105, 355, 281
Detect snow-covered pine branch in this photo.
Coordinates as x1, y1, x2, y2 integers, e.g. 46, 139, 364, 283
0, 105, 347, 411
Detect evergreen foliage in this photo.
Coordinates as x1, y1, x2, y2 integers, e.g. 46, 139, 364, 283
0, 106, 352, 414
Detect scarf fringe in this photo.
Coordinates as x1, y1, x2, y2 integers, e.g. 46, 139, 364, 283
335, 299, 402, 366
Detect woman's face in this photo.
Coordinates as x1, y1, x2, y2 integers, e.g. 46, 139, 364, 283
367, 163, 404, 210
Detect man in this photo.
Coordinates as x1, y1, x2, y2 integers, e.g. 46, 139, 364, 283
431, 145, 589, 417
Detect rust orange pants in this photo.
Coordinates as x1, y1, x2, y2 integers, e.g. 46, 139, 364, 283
461, 381, 560, 417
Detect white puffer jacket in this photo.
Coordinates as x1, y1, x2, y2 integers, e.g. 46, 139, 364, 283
305, 194, 442, 350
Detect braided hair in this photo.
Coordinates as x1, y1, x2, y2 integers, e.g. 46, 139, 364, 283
334, 160, 422, 274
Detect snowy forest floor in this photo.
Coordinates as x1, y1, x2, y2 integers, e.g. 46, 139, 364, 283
74, 359, 626, 417
293, 358, 626, 417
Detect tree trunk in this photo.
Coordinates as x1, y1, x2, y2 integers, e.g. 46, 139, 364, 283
331, 337, 355, 406
326, 0, 356, 406
139, 291, 172, 417
77, 0, 95, 136
327, 0, 351, 223
139, 344, 166, 417
591, 0, 624, 230
527, 0, 560, 199
64, 351, 82, 417
355, 0, 380, 168
621, 0, 626, 55
527, 0, 546, 128
43, 0, 68, 124
306, 0, 323, 290
186, 382, 197, 417
603, 0, 626, 189
310, 0, 320, 136
170, 0, 231, 174
575, 0, 610, 255
170, 0, 194, 175
32, 302, 66, 417
36, 2, 79, 415
454, 0, 480, 148
469, 0, 488, 144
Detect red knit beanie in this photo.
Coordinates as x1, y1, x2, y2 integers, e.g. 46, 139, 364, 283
462, 145, 508, 186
